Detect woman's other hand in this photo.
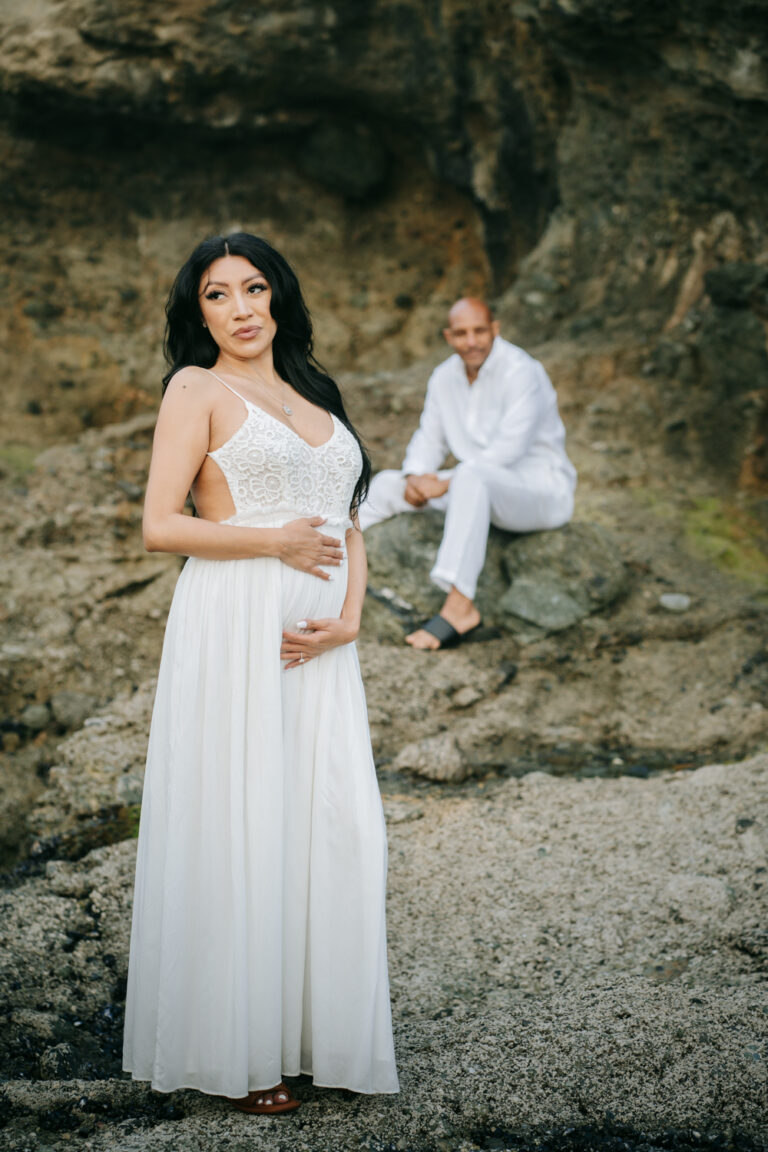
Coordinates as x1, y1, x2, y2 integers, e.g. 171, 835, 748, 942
277, 517, 344, 579
281, 617, 358, 669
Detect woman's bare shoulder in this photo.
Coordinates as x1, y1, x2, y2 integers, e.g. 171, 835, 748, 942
162, 366, 220, 410
165, 364, 219, 392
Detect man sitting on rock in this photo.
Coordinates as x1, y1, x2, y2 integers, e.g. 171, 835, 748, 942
358, 297, 577, 649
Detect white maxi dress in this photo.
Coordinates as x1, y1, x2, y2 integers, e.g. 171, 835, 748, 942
122, 373, 399, 1097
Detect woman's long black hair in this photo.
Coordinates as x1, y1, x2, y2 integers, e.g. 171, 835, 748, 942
163, 232, 371, 516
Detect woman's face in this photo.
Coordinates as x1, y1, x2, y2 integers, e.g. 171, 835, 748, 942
198, 254, 277, 362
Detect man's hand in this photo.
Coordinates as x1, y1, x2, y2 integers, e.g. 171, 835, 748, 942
404, 474, 451, 507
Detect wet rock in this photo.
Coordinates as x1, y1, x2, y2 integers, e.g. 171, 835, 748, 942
366, 514, 628, 634
39, 1042, 78, 1079
659, 593, 692, 613
394, 731, 468, 783
0, 840, 135, 1083
20, 703, 51, 732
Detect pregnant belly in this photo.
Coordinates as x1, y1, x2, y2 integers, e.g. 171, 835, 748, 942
279, 557, 348, 630
211, 508, 351, 631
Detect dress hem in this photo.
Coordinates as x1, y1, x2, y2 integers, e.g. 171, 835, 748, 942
123, 1067, 399, 1097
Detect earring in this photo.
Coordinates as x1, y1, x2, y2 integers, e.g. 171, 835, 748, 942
201, 321, 207, 328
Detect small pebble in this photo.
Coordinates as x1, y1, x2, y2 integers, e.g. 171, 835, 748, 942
20, 703, 51, 731
452, 686, 482, 709
659, 592, 691, 613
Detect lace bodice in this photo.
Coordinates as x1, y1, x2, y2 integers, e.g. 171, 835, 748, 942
206, 373, 362, 526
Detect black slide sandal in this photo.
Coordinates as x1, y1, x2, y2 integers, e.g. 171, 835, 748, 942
418, 614, 484, 649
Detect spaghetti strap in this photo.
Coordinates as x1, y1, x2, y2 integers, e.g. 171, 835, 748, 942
202, 367, 251, 406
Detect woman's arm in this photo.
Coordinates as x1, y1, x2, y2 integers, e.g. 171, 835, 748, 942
142, 372, 343, 574
340, 522, 367, 632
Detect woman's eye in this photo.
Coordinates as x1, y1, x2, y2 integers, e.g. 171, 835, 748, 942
248, 282, 268, 294
205, 290, 224, 300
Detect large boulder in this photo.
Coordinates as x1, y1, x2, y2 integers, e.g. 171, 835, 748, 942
365, 512, 628, 636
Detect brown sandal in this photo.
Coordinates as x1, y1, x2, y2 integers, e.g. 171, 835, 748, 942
226, 1082, 300, 1114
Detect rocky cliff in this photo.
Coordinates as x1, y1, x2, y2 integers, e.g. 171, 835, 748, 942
1, 0, 767, 484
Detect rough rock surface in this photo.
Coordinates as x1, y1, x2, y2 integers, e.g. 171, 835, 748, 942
1, 755, 766, 1149
365, 513, 629, 634
0, 0, 767, 491
2, 409, 765, 854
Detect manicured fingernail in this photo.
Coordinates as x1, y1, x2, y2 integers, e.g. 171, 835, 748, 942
297, 620, 308, 629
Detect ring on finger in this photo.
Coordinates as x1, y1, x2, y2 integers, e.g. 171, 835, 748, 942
299, 652, 305, 664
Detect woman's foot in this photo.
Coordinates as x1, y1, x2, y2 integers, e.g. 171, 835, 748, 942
226, 1082, 300, 1114
406, 589, 481, 650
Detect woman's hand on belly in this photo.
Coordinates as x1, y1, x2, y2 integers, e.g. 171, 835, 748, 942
281, 617, 358, 669
277, 517, 344, 579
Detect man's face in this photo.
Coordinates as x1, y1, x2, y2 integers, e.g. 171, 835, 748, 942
443, 301, 499, 377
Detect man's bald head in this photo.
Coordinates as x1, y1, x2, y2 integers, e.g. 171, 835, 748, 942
443, 297, 499, 382
447, 297, 494, 328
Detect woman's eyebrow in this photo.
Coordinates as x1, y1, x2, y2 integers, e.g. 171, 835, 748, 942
203, 275, 266, 288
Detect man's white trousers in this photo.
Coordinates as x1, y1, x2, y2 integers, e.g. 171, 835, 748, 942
358, 459, 575, 601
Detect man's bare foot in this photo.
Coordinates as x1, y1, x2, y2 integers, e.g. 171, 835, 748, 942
406, 593, 481, 650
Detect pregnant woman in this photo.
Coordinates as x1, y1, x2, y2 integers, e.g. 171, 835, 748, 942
122, 233, 399, 1111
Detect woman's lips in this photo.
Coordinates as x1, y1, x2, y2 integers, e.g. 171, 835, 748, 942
233, 326, 261, 339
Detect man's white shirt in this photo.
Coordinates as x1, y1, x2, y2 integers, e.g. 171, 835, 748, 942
401, 336, 576, 485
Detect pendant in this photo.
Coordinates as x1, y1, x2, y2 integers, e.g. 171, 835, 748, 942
283, 404, 293, 416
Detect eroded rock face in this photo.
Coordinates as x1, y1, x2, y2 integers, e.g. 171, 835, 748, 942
1, 0, 767, 489
0, 1, 564, 273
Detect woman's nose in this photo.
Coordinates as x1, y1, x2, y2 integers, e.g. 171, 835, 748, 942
232, 292, 254, 318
